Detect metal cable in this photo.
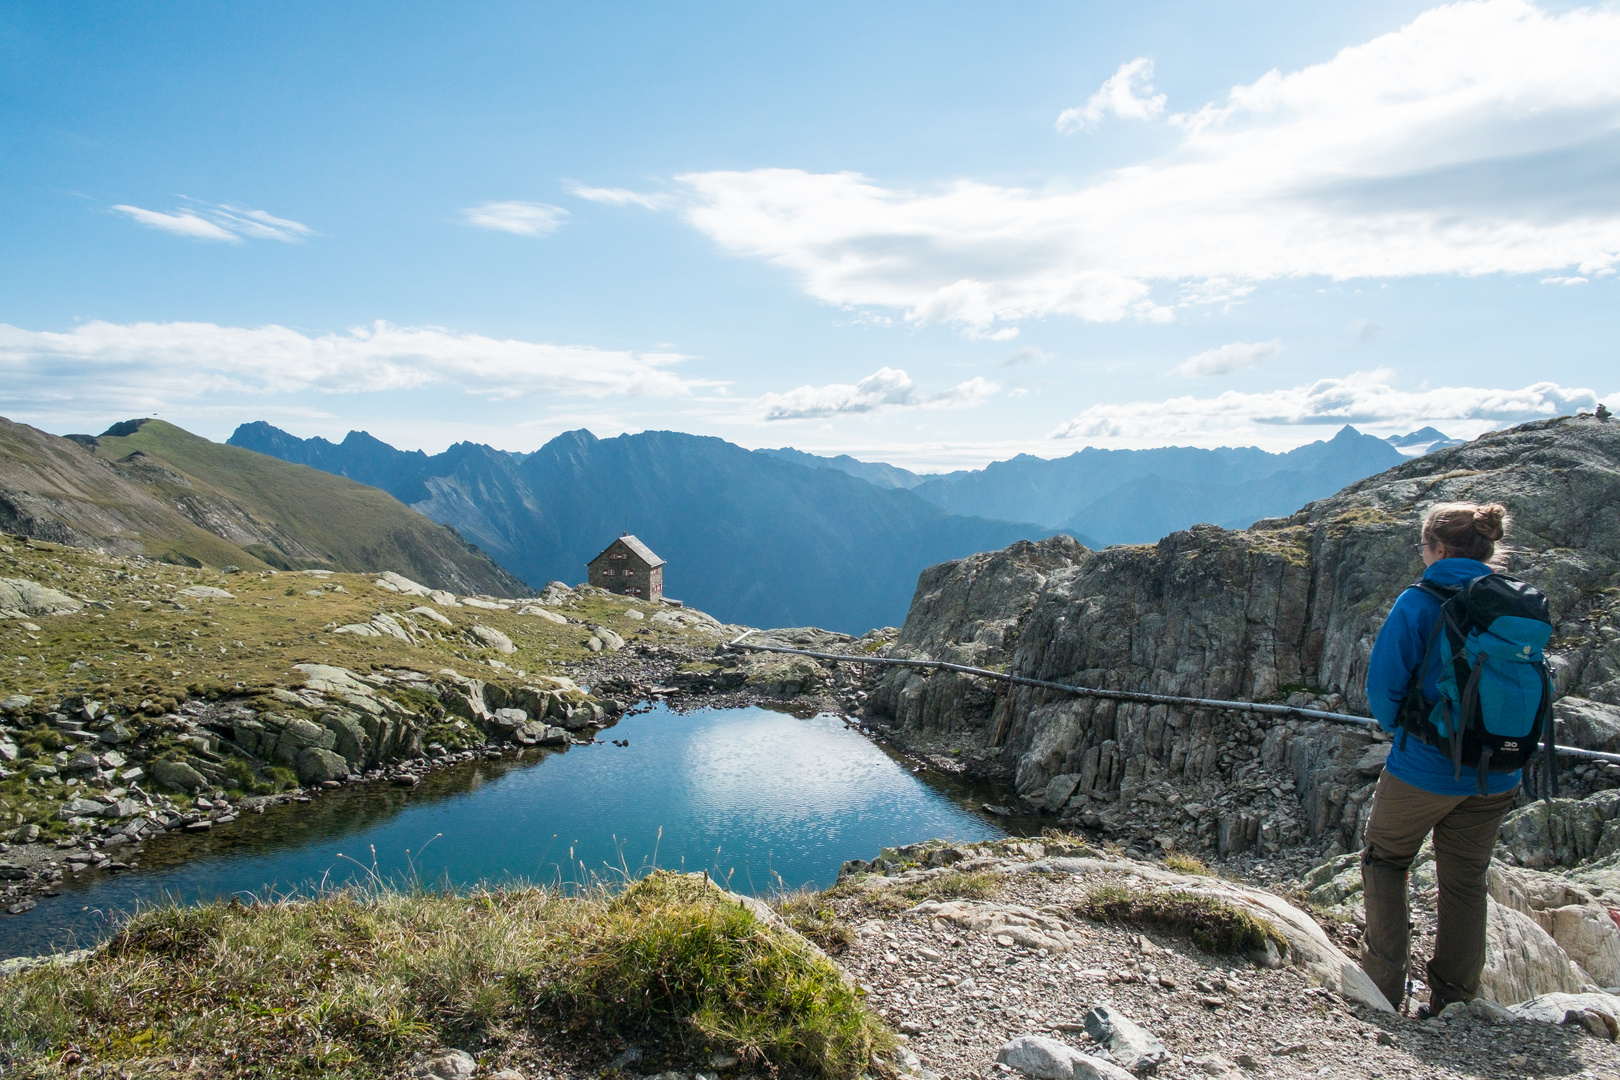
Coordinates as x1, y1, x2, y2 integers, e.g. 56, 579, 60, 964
724, 631, 1620, 767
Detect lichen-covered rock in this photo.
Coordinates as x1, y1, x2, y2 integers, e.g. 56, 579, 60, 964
1499, 791, 1620, 869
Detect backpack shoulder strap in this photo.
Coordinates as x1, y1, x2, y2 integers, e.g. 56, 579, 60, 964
1409, 580, 1458, 604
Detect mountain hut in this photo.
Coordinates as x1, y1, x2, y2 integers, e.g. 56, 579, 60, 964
586, 533, 665, 600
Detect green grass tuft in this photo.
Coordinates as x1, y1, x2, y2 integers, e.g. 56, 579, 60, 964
772, 889, 856, 954
1075, 884, 1287, 957
1165, 852, 1215, 877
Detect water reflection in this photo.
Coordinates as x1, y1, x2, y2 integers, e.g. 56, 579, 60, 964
1, 704, 1010, 958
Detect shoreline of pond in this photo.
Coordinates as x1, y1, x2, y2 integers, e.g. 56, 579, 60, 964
0, 699, 1033, 961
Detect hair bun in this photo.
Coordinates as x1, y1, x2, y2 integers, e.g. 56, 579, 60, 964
1472, 503, 1507, 541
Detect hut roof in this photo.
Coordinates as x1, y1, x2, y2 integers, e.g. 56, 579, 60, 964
593, 533, 665, 568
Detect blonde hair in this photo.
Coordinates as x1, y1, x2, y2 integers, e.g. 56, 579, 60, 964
1422, 502, 1509, 566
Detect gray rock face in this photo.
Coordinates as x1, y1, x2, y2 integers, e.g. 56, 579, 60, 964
872, 416, 1620, 851
1553, 697, 1620, 753
1499, 792, 1620, 868
996, 1034, 1134, 1080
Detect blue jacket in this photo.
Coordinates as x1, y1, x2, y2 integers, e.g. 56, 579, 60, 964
1365, 558, 1522, 796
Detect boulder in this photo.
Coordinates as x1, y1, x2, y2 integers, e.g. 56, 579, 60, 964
409, 605, 454, 627
0, 577, 85, 617
98, 723, 132, 745
150, 759, 208, 793
57, 798, 109, 819
1041, 773, 1083, 813
428, 590, 460, 607
0, 737, 18, 762
295, 747, 351, 784
369, 613, 412, 641
414, 1049, 477, 1079
592, 626, 625, 652
1, 693, 33, 712
1082, 1004, 1166, 1074
492, 708, 527, 731
375, 571, 432, 596
176, 585, 234, 600
1509, 991, 1620, 1038
517, 605, 567, 625
996, 1034, 1134, 1080
538, 582, 574, 605
471, 625, 516, 654
62, 750, 101, 773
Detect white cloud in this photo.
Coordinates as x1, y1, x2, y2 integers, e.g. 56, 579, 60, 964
675, 1, 1620, 337
569, 185, 669, 210
1540, 275, 1589, 285
757, 367, 997, 421
1051, 371, 1599, 443
1002, 347, 1051, 367
1056, 58, 1167, 133
460, 201, 569, 236
1171, 339, 1282, 377
112, 201, 312, 243
0, 320, 713, 420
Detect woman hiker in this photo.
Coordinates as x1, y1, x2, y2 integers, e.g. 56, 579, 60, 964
1360, 501, 1518, 1015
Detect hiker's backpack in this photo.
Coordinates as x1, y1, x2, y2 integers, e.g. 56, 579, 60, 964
1395, 572, 1556, 795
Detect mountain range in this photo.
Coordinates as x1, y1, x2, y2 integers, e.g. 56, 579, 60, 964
902, 424, 1410, 544
228, 423, 1043, 632
0, 417, 523, 595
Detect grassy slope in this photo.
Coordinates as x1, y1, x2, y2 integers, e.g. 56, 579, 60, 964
0, 418, 253, 567
91, 422, 523, 596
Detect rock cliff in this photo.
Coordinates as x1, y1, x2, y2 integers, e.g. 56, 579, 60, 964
870, 414, 1620, 857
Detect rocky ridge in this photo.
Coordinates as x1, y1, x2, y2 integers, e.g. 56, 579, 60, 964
864, 415, 1620, 859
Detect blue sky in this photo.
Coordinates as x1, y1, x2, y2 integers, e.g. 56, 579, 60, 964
2, 0, 1617, 470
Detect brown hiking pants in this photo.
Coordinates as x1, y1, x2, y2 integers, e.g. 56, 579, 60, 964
1359, 771, 1518, 1011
